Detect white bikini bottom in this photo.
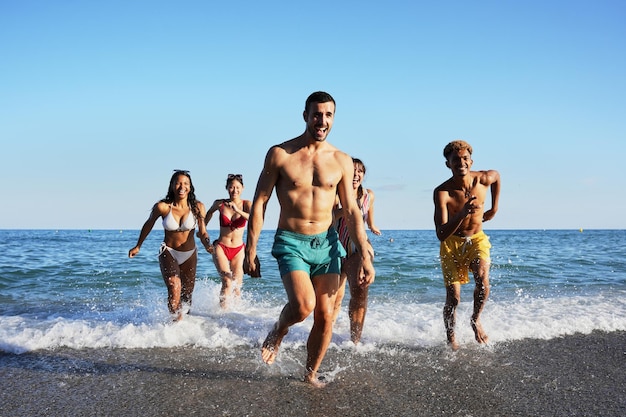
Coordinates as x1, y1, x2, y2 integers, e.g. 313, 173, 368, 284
159, 243, 197, 265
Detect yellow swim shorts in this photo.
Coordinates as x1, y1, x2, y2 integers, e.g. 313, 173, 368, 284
439, 231, 491, 286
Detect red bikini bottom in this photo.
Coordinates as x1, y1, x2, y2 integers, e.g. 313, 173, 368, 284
216, 242, 245, 261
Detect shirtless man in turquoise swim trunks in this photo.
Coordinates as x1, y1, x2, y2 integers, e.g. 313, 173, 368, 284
433, 140, 501, 350
244, 91, 375, 387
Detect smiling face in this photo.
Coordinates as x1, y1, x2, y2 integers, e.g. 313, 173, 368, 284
303, 100, 335, 142
170, 174, 191, 200
446, 148, 473, 177
352, 161, 365, 190
226, 178, 243, 200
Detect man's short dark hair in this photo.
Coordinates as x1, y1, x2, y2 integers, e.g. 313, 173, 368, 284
305, 91, 335, 113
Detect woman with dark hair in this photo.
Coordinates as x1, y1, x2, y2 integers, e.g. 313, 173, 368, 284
204, 173, 252, 308
129, 170, 212, 320
333, 158, 381, 343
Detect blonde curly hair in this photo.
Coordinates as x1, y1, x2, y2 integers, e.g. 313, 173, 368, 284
443, 140, 473, 160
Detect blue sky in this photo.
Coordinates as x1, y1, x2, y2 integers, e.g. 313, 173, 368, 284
1, 1, 625, 230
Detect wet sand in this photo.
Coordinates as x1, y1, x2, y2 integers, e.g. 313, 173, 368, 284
1, 330, 624, 416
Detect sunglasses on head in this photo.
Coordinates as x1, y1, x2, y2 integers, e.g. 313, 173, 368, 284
173, 169, 190, 175
228, 173, 242, 180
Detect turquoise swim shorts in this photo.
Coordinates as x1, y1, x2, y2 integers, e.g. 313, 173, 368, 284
271, 228, 346, 278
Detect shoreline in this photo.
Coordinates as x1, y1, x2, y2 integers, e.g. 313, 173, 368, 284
1, 330, 625, 416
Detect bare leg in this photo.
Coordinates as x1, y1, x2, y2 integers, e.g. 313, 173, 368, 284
471, 260, 490, 344
444, 283, 460, 350
330, 273, 347, 325
179, 252, 197, 314
165, 275, 183, 320
262, 271, 316, 365
219, 271, 234, 309
159, 249, 183, 320
219, 266, 243, 309
231, 251, 245, 299
345, 253, 368, 344
213, 246, 234, 309
348, 284, 368, 344
303, 273, 340, 387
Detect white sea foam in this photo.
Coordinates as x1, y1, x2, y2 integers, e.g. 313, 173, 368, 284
2, 280, 625, 355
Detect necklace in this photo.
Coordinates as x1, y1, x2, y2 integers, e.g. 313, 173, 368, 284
462, 179, 474, 199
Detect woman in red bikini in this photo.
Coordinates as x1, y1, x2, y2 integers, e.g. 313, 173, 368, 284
204, 174, 252, 308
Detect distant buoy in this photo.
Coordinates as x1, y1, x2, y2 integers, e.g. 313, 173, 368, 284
579, 228, 583, 232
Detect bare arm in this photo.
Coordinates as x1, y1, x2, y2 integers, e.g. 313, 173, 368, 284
203, 199, 221, 226
433, 189, 477, 242
244, 148, 279, 277
482, 170, 500, 222
365, 189, 381, 235
195, 202, 212, 252
197, 199, 221, 253
230, 200, 251, 220
128, 203, 163, 257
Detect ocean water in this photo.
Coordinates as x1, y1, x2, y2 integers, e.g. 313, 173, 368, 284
1, 229, 625, 355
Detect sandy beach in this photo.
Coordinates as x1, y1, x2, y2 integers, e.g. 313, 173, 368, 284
1, 330, 624, 416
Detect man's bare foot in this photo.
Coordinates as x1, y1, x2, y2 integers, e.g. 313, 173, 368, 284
471, 318, 489, 344
446, 329, 460, 351
261, 323, 286, 365
304, 373, 327, 388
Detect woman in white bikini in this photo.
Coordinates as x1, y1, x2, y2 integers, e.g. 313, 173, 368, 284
129, 170, 212, 320
204, 174, 252, 308
332, 158, 381, 343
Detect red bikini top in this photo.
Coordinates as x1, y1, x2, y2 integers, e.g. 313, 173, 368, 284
219, 203, 247, 230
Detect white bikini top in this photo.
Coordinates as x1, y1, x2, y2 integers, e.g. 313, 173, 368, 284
162, 205, 197, 232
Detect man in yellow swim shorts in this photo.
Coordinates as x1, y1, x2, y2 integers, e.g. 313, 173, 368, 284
433, 140, 501, 350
